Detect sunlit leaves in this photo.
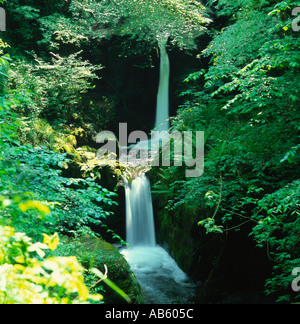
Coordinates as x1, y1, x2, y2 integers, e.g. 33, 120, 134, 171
9, 52, 102, 122
18, 201, 50, 216
43, 233, 60, 251
0, 226, 103, 304
201, 3, 300, 116
113, 0, 211, 48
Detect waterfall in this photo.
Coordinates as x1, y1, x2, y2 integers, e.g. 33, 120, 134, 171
125, 176, 156, 247
121, 36, 197, 304
124, 35, 170, 249
154, 36, 170, 134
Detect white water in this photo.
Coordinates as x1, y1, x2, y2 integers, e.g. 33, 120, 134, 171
121, 246, 197, 304
128, 35, 170, 152
121, 37, 197, 304
124, 175, 156, 247
122, 175, 197, 304
154, 36, 170, 134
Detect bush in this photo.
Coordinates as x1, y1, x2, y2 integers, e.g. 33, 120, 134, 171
0, 226, 103, 304
9, 52, 101, 124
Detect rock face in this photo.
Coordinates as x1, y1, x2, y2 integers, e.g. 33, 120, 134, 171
59, 236, 143, 304
152, 195, 274, 304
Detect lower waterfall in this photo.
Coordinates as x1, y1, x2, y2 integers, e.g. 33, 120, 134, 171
122, 174, 197, 304
124, 175, 156, 247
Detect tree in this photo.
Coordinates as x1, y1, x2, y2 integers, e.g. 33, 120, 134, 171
10, 52, 101, 123
113, 0, 211, 48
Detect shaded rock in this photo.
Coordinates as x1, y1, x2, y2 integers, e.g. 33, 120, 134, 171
151, 189, 274, 304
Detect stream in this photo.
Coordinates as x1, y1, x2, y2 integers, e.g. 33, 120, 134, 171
121, 246, 197, 304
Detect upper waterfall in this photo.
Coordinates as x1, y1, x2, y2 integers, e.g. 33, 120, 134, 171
120, 35, 170, 162
154, 35, 170, 135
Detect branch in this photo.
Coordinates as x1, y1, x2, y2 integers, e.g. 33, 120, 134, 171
212, 170, 222, 219
221, 208, 258, 224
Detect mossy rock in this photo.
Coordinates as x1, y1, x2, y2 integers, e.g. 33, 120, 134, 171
71, 127, 89, 147
75, 146, 97, 164
57, 235, 143, 304
73, 146, 124, 188
54, 134, 78, 154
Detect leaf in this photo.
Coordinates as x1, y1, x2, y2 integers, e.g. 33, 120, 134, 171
43, 233, 60, 251
18, 200, 50, 215
91, 267, 131, 303
28, 242, 49, 258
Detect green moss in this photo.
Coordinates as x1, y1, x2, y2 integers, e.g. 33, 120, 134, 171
155, 200, 200, 276
53, 134, 77, 154
54, 235, 144, 304
19, 117, 80, 156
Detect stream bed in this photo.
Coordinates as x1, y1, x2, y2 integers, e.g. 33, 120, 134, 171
121, 246, 198, 304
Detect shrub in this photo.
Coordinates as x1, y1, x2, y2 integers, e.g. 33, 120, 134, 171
0, 226, 103, 304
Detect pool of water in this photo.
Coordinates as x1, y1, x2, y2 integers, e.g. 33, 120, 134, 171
121, 246, 198, 304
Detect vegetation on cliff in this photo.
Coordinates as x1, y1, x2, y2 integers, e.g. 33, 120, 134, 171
153, 0, 300, 303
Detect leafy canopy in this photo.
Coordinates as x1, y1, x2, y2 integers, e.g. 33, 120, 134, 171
113, 0, 211, 48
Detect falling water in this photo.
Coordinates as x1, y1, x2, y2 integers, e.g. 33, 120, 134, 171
154, 36, 170, 134
122, 174, 196, 304
125, 176, 156, 247
121, 36, 197, 304
124, 35, 169, 249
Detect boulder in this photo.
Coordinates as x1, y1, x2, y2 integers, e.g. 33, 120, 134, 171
58, 235, 143, 304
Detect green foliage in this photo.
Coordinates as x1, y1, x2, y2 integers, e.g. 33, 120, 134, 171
0, 227, 103, 304
113, 0, 211, 48
0, 38, 127, 304
155, 0, 300, 302
1, 138, 118, 238
37, 0, 120, 50
9, 52, 101, 124
7, 0, 211, 53
0, 43, 10, 93
250, 180, 300, 302
3, 14, 118, 242
6, 0, 75, 47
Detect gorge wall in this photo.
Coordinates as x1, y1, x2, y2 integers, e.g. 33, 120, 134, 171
151, 186, 274, 304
